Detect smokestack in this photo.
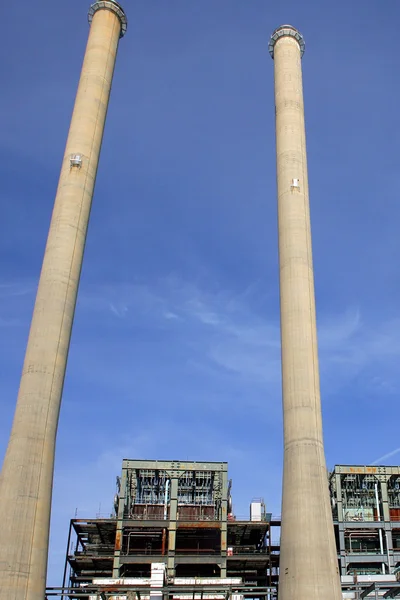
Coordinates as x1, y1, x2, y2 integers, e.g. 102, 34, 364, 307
0, 2, 127, 598
269, 26, 342, 599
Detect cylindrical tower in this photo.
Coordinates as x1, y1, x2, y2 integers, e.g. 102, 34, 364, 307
0, 2, 127, 598
269, 26, 342, 600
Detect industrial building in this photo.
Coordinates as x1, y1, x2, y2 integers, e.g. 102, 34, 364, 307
50, 459, 280, 599
45, 461, 400, 600
330, 465, 400, 579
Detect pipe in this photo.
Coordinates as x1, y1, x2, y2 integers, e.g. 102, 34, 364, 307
375, 483, 385, 574
127, 532, 134, 556
348, 532, 379, 555
164, 479, 170, 520
385, 531, 391, 574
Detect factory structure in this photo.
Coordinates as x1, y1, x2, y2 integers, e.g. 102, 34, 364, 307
44, 460, 400, 599
330, 465, 400, 580
59, 460, 279, 596
0, 1, 396, 599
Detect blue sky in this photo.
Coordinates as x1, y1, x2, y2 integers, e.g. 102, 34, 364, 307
1, 0, 400, 587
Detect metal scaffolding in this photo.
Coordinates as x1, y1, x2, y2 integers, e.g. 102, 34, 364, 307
330, 465, 400, 579
58, 460, 279, 600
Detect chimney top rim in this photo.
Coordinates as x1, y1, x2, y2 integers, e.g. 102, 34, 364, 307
269, 25, 305, 60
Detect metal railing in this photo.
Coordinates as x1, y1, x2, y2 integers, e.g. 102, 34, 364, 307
123, 514, 277, 523
227, 548, 269, 555
45, 585, 278, 599
339, 515, 400, 523
345, 550, 384, 555
229, 515, 271, 523
118, 548, 274, 557
128, 514, 219, 522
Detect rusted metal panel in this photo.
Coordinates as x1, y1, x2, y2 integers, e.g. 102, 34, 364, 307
177, 522, 221, 529
132, 505, 166, 520
349, 467, 377, 474
115, 530, 122, 551
178, 506, 216, 521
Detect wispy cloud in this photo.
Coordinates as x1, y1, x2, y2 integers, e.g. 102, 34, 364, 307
0, 280, 35, 330
109, 302, 128, 318
163, 310, 180, 320
0, 281, 34, 298
371, 447, 400, 466
3, 275, 400, 395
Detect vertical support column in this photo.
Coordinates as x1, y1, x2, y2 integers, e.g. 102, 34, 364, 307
113, 463, 128, 577
336, 472, 347, 576
268, 523, 272, 588
269, 25, 342, 600
381, 477, 391, 522
220, 469, 228, 578
167, 475, 179, 578
0, 4, 127, 599
338, 526, 346, 577
385, 527, 394, 574
336, 472, 344, 522
62, 520, 73, 588
380, 477, 393, 573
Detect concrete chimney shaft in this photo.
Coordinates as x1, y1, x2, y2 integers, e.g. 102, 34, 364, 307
269, 25, 342, 600
0, 3, 126, 599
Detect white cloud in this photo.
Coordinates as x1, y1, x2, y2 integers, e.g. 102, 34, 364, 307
109, 302, 129, 318
0, 281, 34, 298
3, 275, 400, 396
371, 447, 400, 466
163, 311, 180, 320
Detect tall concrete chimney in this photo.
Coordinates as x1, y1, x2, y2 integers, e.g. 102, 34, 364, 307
0, 2, 127, 598
269, 26, 342, 600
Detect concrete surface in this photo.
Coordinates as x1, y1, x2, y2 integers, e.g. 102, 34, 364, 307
270, 25, 342, 600
0, 3, 125, 598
